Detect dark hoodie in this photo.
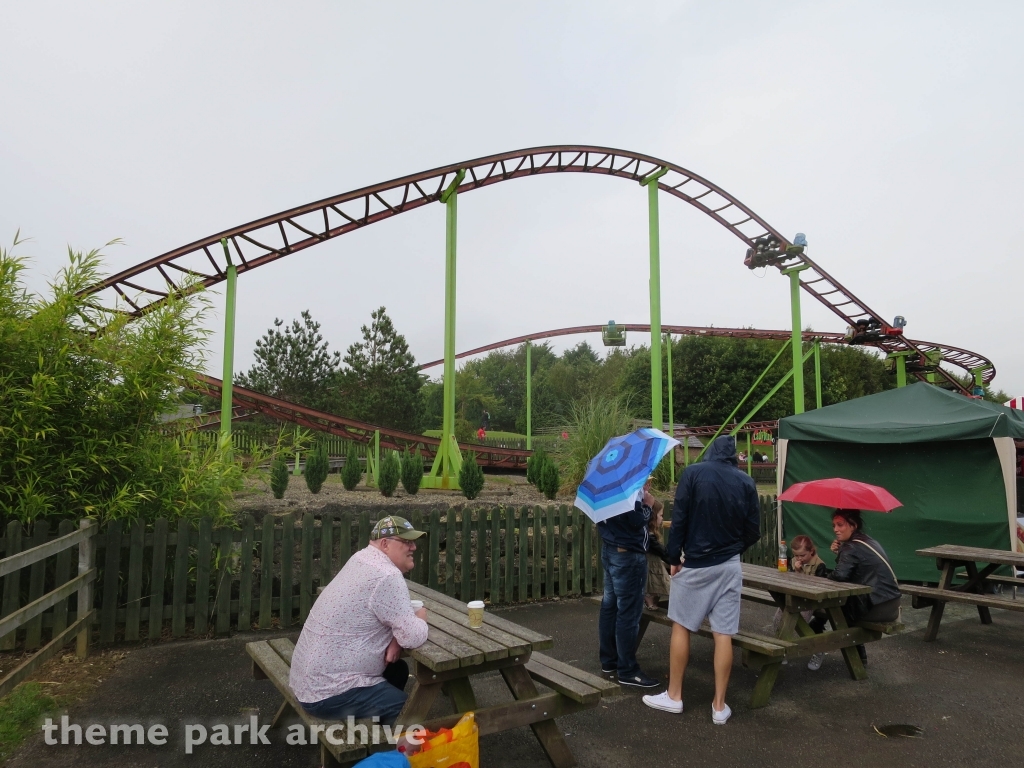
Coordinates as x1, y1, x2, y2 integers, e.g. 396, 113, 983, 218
666, 436, 761, 568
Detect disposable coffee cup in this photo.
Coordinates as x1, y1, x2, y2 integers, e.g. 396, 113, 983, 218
467, 600, 485, 628
410, 600, 424, 611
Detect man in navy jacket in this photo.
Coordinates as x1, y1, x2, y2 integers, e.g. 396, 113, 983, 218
642, 436, 760, 723
597, 483, 660, 688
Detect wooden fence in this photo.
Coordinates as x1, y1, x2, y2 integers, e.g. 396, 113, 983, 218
0, 520, 97, 699
0, 497, 777, 651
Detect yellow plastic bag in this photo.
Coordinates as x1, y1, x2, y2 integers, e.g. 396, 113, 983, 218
407, 712, 479, 768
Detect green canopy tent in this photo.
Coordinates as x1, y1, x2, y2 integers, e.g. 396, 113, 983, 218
778, 383, 1024, 582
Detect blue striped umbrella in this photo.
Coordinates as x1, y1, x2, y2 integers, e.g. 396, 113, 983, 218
574, 428, 680, 523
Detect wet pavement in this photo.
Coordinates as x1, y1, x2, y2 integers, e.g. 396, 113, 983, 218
9, 596, 1023, 768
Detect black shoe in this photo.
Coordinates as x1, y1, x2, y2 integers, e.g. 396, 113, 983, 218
618, 671, 661, 689
601, 667, 617, 675
856, 645, 868, 666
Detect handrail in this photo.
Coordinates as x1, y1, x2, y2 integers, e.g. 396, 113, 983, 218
0, 524, 97, 579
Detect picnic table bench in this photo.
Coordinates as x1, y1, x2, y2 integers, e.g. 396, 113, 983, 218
247, 582, 618, 767
632, 563, 898, 707
899, 545, 1024, 641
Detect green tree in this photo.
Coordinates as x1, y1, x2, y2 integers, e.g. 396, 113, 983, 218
341, 307, 423, 431
236, 311, 341, 412
459, 453, 485, 500
270, 456, 290, 499
304, 441, 329, 494
341, 443, 362, 491
378, 451, 400, 497
0, 239, 253, 525
400, 449, 423, 495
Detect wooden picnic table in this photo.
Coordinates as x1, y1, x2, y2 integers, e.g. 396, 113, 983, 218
901, 545, 1024, 641
637, 563, 890, 707
251, 582, 618, 767
400, 583, 618, 768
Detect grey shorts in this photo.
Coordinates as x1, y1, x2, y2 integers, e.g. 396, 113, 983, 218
667, 555, 742, 636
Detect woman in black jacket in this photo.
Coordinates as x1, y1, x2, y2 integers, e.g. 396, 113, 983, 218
822, 508, 901, 664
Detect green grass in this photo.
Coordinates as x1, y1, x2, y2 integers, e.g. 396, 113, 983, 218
0, 683, 58, 762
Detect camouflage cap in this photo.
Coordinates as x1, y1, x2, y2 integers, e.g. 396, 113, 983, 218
370, 515, 425, 541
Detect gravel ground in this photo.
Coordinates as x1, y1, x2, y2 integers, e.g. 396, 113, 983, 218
233, 472, 571, 520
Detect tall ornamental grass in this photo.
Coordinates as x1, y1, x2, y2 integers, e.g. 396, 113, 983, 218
556, 395, 633, 492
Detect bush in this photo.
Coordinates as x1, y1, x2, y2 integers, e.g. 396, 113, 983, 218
341, 443, 362, 491
526, 447, 547, 486
459, 452, 485, 500
651, 453, 675, 492
378, 451, 401, 497
401, 449, 423, 495
304, 442, 329, 494
538, 458, 560, 500
270, 456, 290, 499
0, 239, 261, 526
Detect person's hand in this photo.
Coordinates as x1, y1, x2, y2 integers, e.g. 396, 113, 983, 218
670, 564, 682, 576
642, 489, 656, 508
414, 607, 427, 621
385, 637, 401, 664
830, 540, 840, 555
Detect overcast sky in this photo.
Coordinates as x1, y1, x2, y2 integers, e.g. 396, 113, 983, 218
3, 2, 1021, 397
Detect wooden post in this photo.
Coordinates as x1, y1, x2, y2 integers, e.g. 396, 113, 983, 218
76, 520, 96, 659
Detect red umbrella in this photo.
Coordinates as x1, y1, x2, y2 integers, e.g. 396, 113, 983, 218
778, 478, 902, 512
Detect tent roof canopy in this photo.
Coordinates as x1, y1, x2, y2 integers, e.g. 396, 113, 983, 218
779, 383, 1024, 443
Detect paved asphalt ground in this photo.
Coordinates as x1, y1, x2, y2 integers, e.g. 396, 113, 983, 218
9, 597, 1022, 768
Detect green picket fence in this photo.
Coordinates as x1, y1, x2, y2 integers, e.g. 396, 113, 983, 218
0, 497, 777, 649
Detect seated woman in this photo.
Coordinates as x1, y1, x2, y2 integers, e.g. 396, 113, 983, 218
821, 508, 901, 665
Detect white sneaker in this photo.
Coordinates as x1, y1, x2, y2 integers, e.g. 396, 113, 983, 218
712, 703, 732, 725
807, 653, 825, 671
642, 691, 684, 714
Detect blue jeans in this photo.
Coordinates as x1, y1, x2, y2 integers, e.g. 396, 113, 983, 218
599, 548, 648, 677
300, 660, 409, 725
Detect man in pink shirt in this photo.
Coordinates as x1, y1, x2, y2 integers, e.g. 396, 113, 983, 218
289, 515, 429, 724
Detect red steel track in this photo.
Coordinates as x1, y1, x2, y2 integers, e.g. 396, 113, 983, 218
417, 323, 971, 384
79, 145, 993, 388
191, 374, 530, 470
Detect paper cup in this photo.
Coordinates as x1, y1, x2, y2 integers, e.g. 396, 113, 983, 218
467, 600, 485, 628
410, 600, 424, 611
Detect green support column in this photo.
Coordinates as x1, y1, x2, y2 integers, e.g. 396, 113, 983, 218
219, 238, 237, 450
526, 340, 532, 451
813, 338, 822, 409
665, 332, 674, 483
746, 431, 752, 476
641, 167, 668, 431
896, 355, 907, 387
781, 264, 810, 415
424, 170, 466, 489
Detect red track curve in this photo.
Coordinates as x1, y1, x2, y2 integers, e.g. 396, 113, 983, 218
78, 145, 993, 387
417, 323, 968, 382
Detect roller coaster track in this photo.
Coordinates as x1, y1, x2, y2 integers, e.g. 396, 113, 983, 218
78, 145, 993, 388
417, 323, 971, 386
188, 320, 947, 467
190, 373, 531, 470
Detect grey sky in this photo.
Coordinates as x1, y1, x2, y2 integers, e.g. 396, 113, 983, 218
3, 2, 1021, 398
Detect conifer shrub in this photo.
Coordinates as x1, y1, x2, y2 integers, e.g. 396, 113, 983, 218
304, 441, 329, 494
378, 451, 401, 497
459, 452, 485, 500
270, 456, 290, 499
526, 447, 547, 486
538, 458, 560, 501
400, 449, 424, 496
341, 443, 362, 491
